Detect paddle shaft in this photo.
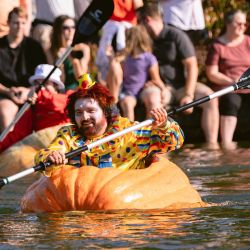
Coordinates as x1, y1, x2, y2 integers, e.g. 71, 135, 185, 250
168, 75, 250, 115
0, 119, 153, 188
0, 70, 250, 189
169, 85, 232, 115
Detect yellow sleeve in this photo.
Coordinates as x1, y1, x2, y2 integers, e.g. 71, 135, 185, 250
149, 118, 184, 152
133, 118, 184, 156
34, 126, 72, 165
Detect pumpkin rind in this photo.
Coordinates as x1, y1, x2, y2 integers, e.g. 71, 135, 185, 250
20, 155, 206, 212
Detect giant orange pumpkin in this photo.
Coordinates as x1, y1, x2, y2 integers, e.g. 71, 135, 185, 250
20, 155, 206, 212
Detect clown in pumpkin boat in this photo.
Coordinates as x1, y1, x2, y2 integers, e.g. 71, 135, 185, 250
18, 74, 205, 212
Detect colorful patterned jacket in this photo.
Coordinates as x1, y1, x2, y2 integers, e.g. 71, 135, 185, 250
35, 116, 184, 174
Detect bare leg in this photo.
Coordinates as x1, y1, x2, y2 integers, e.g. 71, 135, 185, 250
106, 59, 123, 103
200, 99, 219, 143
120, 96, 137, 121
195, 83, 219, 144
141, 87, 162, 118
0, 99, 19, 132
220, 115, 237, 148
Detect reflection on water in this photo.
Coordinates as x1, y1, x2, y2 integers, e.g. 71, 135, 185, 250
0, 144, 250, 249
169, 143, 250, 167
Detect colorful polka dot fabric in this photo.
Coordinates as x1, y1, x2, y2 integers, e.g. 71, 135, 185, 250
35, 116, 184, 175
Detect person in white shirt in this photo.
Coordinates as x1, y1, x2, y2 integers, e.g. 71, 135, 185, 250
32, 0, 75, 52
159, 0, 207, 45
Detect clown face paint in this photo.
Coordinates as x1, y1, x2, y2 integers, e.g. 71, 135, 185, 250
74, 98, 108, 138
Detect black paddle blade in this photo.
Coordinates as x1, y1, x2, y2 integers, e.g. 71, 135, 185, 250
237, 67, 250, 89
72, 0, 114, 45
239, 67, 250, 80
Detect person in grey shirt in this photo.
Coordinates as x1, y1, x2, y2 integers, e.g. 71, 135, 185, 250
134, 3, 219, 147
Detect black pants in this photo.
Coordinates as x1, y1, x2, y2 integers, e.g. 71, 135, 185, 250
219, 93, 242, 116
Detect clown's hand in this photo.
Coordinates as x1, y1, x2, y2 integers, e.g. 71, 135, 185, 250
150, 107, 168, 128
42, 150, 68, 176
45, 150, 68, 165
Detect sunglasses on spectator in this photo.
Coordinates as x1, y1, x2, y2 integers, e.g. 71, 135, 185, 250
234, 21, 247, 27
62, 25, 75, 30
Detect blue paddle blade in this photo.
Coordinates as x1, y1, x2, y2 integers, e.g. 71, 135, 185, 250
72, 0, 114, 45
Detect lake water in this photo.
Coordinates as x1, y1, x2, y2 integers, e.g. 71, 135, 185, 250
0, 144, 250, 249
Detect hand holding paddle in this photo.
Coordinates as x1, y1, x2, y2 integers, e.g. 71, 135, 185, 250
46, 151, 68, 166
150, 107, 168, 128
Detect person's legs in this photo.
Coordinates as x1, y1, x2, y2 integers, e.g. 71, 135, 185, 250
106, 58, 123, 103
220, 116, 237, 144
219, 93, 241, 148
140, 86, 163, 118
194, 83, 219, 144
0, 98, 19, 132
120, 95, 137, 121
95, 20, 119, 82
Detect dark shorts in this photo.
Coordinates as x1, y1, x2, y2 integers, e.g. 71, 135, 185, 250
219, 93, 241, 116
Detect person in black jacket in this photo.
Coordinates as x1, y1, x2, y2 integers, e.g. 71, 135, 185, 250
0, 7, 47, 132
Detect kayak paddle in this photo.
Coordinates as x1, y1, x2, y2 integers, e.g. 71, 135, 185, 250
0, 67, 250, 189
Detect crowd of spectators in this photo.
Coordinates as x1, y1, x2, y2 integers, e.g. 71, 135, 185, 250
0, 0, 249, 152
